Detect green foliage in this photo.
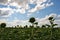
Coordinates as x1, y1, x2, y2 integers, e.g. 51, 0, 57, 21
48, 17, 54, 20
0, 23, 6, 28
0, 16, 59, 40
42, 25, 46, 28
34, 22, 38, 26
24, 25, 28, 28
0, 28, 60, 40
48, 16, 58, 28
45, 24, 50, 28
29, 17, 36, 23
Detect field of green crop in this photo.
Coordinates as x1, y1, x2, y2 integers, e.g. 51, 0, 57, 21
0, 28, 60, 40
0, 17, 60, 40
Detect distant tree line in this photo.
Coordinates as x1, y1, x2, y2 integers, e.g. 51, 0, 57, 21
0, 16, 58, 28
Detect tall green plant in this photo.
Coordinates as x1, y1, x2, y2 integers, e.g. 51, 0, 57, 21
29, 17, 36, 39
48, 17, 57, 28
48, 16, 58, 40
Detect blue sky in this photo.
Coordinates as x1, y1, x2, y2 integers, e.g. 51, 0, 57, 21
0, 0, 60, 27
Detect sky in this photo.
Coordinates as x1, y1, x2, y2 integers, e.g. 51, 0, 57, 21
0, 0, 60, 27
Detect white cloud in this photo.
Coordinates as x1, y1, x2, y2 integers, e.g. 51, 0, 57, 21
36, 16, 50, 26
0, 19, 29, 27
0, 19, 7, 24
0, 13, 60, 27
29, 0, 47, 4
0, 16, 30, 27
28, 4, 45, 12
46, 2, 53, 7
6, 19, 30, 27
9, 2, 19, 7
0, 7, 14, 17
19, 8, 26, 13
0, 0, 8, 4
28, 0, 53, 13
57, 15, 60, 18
27, 13, 31, 17
54, 20, 60, 27
47, 13, 57, 18
36, 13, 60, 27
1, 0, 59, 27
0, 0, 54, 17
7, 0, 53, 14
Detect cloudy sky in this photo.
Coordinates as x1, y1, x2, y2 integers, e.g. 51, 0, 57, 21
0, 0, 60, 27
